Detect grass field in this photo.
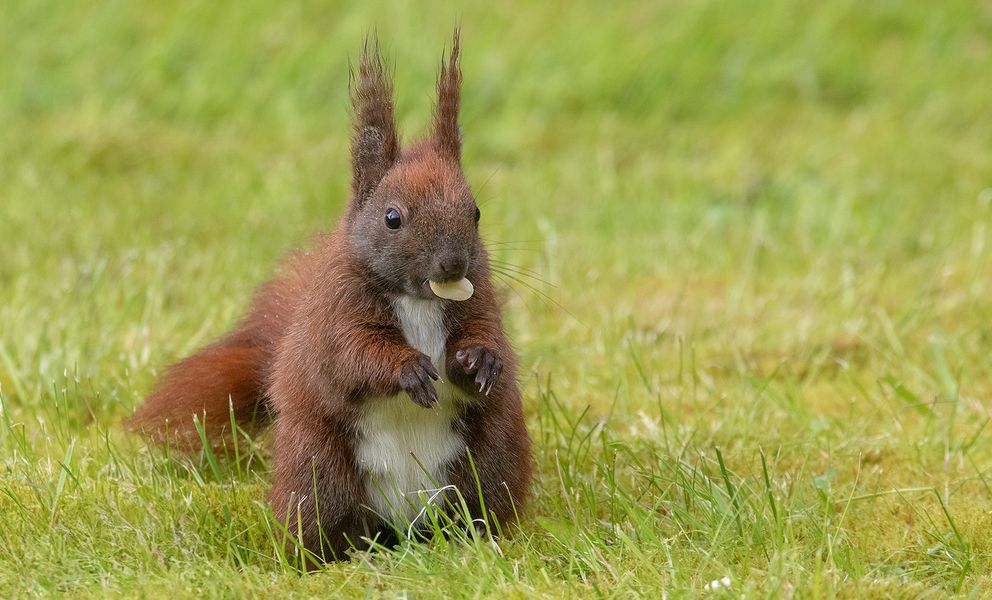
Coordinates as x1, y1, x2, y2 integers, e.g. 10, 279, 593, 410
2, 0, 992, 597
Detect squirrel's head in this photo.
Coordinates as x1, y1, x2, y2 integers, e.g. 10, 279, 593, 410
346, 31, 482, 301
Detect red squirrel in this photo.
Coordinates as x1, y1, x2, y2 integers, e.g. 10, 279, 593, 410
130, 31, 533, 563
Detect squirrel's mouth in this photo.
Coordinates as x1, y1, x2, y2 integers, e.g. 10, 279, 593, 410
414, 279, 438, 300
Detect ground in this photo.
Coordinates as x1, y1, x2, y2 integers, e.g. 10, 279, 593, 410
2, 1, 991, 598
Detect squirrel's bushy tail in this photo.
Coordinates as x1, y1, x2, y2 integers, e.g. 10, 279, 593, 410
130, 265, 304, 450
129, 331, 270, 449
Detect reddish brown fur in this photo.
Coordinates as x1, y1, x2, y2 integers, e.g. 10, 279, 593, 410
129, 269, 303, 448
433, 30, 463, 161
130, 30, 532, 566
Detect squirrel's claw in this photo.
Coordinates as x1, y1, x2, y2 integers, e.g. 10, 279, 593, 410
456, 345, 502, 396
399, 354, 440, 408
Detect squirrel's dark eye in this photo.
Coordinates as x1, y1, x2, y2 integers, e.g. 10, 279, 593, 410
474, 207, 481, 223
384, 208, 402, 229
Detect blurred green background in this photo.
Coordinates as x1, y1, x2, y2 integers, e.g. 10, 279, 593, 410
1, 1, 991, 597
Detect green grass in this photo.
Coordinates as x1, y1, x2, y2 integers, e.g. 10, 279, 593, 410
2, 0, 992, 597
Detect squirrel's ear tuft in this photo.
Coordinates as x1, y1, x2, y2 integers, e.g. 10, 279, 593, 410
350, 34, 399, 204
432, 28, 462, 162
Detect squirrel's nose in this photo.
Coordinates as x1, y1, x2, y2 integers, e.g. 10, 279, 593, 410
436, 255, 468, 282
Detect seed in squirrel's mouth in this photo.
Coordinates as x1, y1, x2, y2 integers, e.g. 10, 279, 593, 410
429, 278, 474, 301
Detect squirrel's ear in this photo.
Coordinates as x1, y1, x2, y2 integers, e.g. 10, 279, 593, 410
432, 28, 462, 162
350, 35, 399, 204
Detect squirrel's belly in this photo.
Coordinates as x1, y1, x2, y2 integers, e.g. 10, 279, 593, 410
354, 383, 465, 525
355, 295, 467, 525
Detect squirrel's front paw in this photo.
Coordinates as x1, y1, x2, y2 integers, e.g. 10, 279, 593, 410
398, 353, 440, 408
455, 345, 502, 396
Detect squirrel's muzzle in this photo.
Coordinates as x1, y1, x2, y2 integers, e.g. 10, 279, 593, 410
435, 253, 468, 282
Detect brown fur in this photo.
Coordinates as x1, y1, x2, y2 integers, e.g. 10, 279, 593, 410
129, 30, 532, 565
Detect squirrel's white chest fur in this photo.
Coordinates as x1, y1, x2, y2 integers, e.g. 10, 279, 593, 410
354, 296, 466, 524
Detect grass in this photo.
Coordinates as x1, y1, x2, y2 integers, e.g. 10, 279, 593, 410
2, 0, 991, 597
